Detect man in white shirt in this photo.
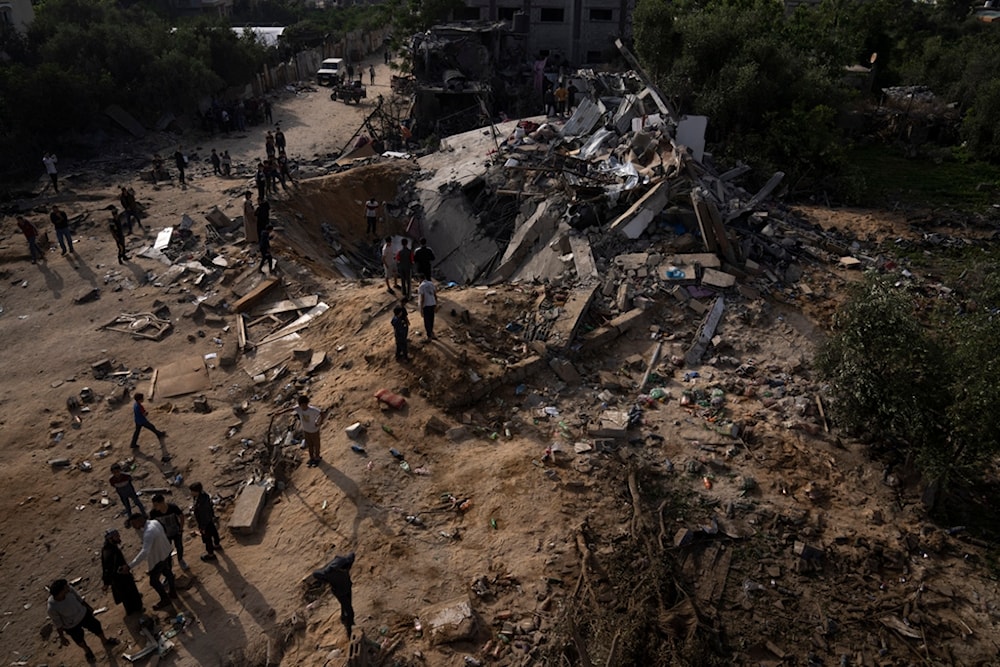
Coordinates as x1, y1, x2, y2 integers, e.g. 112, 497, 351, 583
381, 235, 398, 294
273, 395, 326, 467
417, 278, 438, 340
43, 152, 59, 192
128, 513, 177, 610
364, 198, 381, 236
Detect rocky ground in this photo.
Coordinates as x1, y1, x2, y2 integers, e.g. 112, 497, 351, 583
1, 54, 999, 667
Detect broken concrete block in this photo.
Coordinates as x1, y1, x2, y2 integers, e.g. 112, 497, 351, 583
446, 426, 470, 442
588, 410, 629, 438
607, 308, 645, 334
345, 422, 365, 440
228, 484, 267, 534
687, 299, 709, 314
674, 528, 694, 547
701, 268, 737, 289
74, 288, 100, 304
305, 351, 328, 375
424, 416, 450, 435
419, 596, 477, 645
205, 207, 231, 228
549, 358, 582, 384
615, 253, 649, 271
598, 370, 625, 390
219, 340, 239, 368
192, 395, 211, 414
839, 256, 862, 269
615, 282, 631, 311
91, 359, 112, 379
793, 541, 824, 560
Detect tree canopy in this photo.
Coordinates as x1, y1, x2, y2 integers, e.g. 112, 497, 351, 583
634, 0, 1000, 194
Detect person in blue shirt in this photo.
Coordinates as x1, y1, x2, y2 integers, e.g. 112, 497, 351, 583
130, 392, 165, 449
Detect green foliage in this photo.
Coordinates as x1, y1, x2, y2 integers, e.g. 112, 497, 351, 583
961, 78, 1000, 163
816, 274, 947, 450
817, 272, 1000, 485
846, 144, 1000, 211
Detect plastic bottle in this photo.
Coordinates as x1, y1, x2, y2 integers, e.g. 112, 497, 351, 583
351, 444, 366, 454
389, 448, 403, 460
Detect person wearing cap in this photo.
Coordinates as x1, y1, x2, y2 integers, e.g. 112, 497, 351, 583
107, 205, 128, 264
101, 529, 143, 615
47, 578, 119, 663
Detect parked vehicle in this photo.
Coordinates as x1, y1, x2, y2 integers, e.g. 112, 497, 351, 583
330, 80, 367, 104
316, 58, 345, 86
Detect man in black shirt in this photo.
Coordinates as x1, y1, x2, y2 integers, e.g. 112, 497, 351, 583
50, 204, 73, 255
413, 237, 435, 279
149, 493, 188, 571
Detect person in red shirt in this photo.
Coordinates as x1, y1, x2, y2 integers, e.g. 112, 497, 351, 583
16, 216, 44, 264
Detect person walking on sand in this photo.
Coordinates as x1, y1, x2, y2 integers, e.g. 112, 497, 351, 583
272, 395, 326, 467
369, 64, 376, 85
109, 462, 146, 518
243, 191, 258, 244
101, 529, 143, 616
391, 305, 409, 361
189, 482, 223, 561
107, 206, 128, 265
210, 149, 222, 175
129, 392, 165, 450
221, 150, 232, 177
50, 205, 74, 255
127, 513, 177, 610
47, 579, 120, 664
16, 215, 44, 264
43, 152, 59, 192
364, 197, 380, 236
381, 235, 398, 294
418, 276, 439, 340
150, 493, 189, 570
275, 125, 286, 153
119, 186, 144, 234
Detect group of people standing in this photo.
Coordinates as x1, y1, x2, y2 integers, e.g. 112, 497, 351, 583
49, 475, 223, 663
384, 235, 439, 361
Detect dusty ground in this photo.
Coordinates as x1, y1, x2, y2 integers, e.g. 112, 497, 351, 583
2, 53, 999, 667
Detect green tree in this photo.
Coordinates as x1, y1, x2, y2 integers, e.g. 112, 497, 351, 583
816, 274, 948, 452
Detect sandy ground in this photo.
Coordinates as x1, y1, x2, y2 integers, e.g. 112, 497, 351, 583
2, 51, 999, 667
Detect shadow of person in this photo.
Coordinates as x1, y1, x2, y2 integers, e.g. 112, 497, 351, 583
213, 550, 277, 630
170, 572, 248, 665
69, 253, 99, 288
320, 464, 395, 543
37, 261, 64, 298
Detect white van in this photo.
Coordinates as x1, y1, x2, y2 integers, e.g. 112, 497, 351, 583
316, 58, 345, 86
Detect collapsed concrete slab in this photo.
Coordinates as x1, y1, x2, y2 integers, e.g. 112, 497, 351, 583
610, 181, 669, 239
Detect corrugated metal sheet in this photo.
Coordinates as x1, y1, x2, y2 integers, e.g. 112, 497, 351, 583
560, 98, 607, 137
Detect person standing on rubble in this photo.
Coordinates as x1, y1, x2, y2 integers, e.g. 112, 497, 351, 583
243, 191, 258, 245
173, 146, 187, 187
109, 462, 146, 518
130, 392, 166, 449
255, 162, 267, 201
272, 395, 326, 467
417, 276, 438, 341
554, 81, 569, 117
42, 152, 59, 192
107, 206, 128, 265
567, 81, 578, 113
364, 197, 381, 236
391, 305, 409, 361
258, 224, 276, 273
189, 482, 223, 561
221, 150, 232, 177
15, 216, 44, 264
395, 238, 415, 300
275, 125, 286, 153
381, 235, 398, 294
47, 579, 120, 663
149, 493, 189, 571
413, 237, 435, 279
101, 528, 143, 616
127, 513, 178, 610
369, 64, 376, 85
50, 204, 74, 255
210, 149, 222, 175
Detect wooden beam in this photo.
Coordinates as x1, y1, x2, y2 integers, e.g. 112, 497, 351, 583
236, 313, 247, 350
232, 277, 280, 313
254, 295, 320, 316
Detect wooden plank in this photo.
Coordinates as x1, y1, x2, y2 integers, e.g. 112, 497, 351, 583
691, 193, 720, 255
259, 303, 330, 345
236, 313, 247, 350
148, 368, 158, 400
232, 277, 280, 313
685, 296, 725, 366
706, 198, 738, 265
254, 295, 320, 316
